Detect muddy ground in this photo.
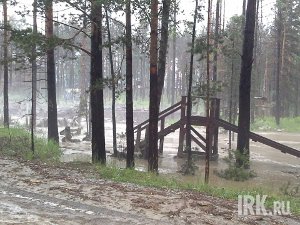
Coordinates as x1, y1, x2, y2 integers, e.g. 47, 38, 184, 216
0, 157, 299, 225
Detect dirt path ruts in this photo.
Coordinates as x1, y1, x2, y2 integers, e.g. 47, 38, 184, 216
0, 157, 299, 225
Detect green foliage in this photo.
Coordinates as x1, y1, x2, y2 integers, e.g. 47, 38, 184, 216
90, 75, 125, 98
10, 28, 70, 63
192, 80, 224, 99
251, 116, 300, 132
216, 149, 256, 181
0, 127, 61, 162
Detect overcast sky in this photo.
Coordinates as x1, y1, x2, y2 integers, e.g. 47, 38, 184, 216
180, 0, 275, 25
4, 0, 276, 31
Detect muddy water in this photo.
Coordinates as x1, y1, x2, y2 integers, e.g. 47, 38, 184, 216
60, 121, 300, 194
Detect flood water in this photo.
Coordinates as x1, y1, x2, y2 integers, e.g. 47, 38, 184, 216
60, 120, 300, 194
8, 100, 299, 193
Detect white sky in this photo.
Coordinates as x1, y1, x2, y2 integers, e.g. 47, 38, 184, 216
3, 0, 276, 31
180, 0, 275, 25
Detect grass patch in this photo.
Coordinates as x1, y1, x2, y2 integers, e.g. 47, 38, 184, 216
95, 164, 300, 215
0, 127, 62, 162
96, 165, 181, 189
252, 116, 300, 132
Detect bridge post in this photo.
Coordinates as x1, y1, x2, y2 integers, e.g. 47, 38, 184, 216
144, 125, 149, 159
135, 125, 142, 152
211, 98, 220, 156
178, 96, 187, 156
159, 117, 165, 154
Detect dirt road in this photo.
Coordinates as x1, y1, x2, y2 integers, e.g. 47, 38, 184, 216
0, 157, 299, 225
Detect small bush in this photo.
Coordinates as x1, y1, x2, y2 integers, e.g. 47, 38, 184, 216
216, 149, 256, 181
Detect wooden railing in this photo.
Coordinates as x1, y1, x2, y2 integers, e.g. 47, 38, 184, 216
217, 119, 300, 158
133, 95, 300, 159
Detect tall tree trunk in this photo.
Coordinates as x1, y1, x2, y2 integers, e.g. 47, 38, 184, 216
295, 78, 299, 117
213, 0, 220, 81
205, 0, 212, 183
9, 46, 13, 87
185, 0, 198, 173
228, 40, 235, 150
125, 0, 135, 168
90, 0, 106, 164
242, 0, 247, 29
236, 0, 256, 168
171, 0, 177, 106
3, 0, 9, 128
250, 0, 260, 123
148, 0, 159, 172
222, 0, 226, 32
46, 0, 59, 142
275, 6, 283, 126
104, 7, 117, 157
171, 0, 177, 105
157, 0, 171, 107
31, 0, 38, 153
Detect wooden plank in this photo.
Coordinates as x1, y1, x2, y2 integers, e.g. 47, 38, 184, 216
158, 120, 181, 138
191, 134, 206, 150
191, 126, 206, 143
190, 116, 207, 126
133, 101, 182, 131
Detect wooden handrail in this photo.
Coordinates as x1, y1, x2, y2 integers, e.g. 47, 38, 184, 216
133, 100, 182, 131
217, 118, 300, 158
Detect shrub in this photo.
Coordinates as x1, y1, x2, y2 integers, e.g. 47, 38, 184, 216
215, 149, 256, 181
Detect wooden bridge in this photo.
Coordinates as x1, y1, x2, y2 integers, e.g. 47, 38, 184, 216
133, 96, 300, 159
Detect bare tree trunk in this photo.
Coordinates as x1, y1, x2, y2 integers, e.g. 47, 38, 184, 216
3, 0, 9, 128
31, 0, 38, 153
242, 0, 247, 17
205, 0, 212, 184
104, 7, 118, 156
295, 78, 299, 117
125, 0, 135, 168
228, 40, 235, 150
185, 0, 198, 173
9, 45, 13, 87
90, 0, 106, 164
46, 0, 59, 142
236, 0, 257, 168
213, 0, 220, 81
222, 0, 226, 32
157, 0, 171, 107
275, 7, 283, 126
148, 0, 159, 172
171, 0, 177, 106
250, 0, 260, 124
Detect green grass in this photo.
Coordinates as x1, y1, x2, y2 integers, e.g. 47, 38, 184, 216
95, 164, 300, 215
0, 127, 62, 162
252, 116, 300, 132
